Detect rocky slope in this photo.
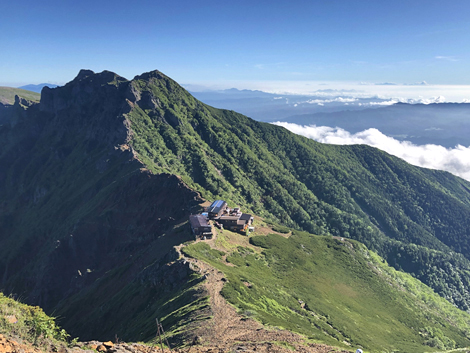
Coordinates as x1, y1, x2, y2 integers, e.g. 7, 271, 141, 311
0, 335, 347, 353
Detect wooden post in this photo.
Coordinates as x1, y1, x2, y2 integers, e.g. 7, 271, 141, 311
156, 318, 172, 353
160, 321, 172, 352
156, 318, 164, 353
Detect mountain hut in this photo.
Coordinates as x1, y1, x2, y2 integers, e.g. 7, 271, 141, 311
189, 214, 213, 239
218, 213, 253, 232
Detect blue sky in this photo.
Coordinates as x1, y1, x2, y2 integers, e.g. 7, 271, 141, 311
2, 0, 470, 87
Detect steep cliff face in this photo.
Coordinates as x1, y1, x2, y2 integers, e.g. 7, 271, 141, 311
0, 70, 205, 341
39, 70, 132, 144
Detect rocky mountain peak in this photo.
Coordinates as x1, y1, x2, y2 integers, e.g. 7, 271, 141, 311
133, 69, 167, 82
35, 70, 133, 146
70, 69, 128, 86
14, 94, 35, 108
75, 69, 96, 80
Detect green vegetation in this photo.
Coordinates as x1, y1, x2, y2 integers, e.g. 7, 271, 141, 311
124, 71, 470, 312
0, 86, 40, 105
264, 220, 291, 234
0, 293, 71, 348
3, 68, 470, 345
55, 264, 209, 345
183, 233, 470, 352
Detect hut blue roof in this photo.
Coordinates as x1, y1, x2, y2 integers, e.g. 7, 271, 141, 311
208, 200, 227, 214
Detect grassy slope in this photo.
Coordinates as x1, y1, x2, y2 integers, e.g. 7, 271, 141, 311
183, 232, 470, 352
54, 258, 209, 344
0, 87, 40, 105
0, 293, 70, 348
125, 71, 470, 311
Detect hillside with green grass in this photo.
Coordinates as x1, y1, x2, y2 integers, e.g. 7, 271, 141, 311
125, 70, 470, 312
2, 69, 470, 346
183, 231, 470, 352
0, 86, 40, 105
0, 292, 71, 349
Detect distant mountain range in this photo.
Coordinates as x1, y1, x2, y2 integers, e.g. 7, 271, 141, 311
18, 83, 58, 93
0, 86, 40, 105
2, 70, 470, 351
187, 87, 386, 121
282, 102, 470, 148
189, 87, 470, 148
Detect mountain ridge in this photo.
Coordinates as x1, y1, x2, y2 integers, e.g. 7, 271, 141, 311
0, 86, 40, 106
2, 69, 470, 350
281, 102, 470, 147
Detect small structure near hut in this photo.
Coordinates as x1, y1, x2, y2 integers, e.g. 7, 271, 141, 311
189, 214, 213, 239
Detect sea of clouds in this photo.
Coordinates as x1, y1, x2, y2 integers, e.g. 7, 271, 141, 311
297, 95, 447, 107
193, 80, 470, 103
273, 122, 470, 182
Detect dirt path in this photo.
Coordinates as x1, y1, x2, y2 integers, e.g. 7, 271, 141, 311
175, 243, 350, 353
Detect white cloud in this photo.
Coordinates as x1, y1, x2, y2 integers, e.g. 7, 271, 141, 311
296, 95, 446, 107
315, 89, 360, 93
185, 80, 470, 103
362, 100, 397, 106
304, 97, 358, 105
358, 96, 446, 106
409, 96, 446, 104
272, 122, 470, 181
435, 56, 458, 62
404, 81, 428, 86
